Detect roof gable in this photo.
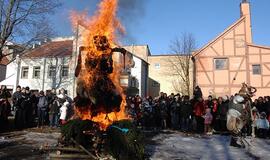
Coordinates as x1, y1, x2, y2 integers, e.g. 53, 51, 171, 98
22, 40, 73, 58
193, 17, 246, 57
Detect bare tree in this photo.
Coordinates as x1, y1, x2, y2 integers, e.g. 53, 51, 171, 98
168, 33, 196, 96
0, 0, 60, 60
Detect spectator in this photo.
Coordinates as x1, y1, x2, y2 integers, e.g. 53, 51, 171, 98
37, 91, 48, 128
216, 96, 229, 132
13, 86, 23, 129
256, 112, 269, 138
170, 96, 180, 130
193, 86, 203, 100
60, 101, 69, 125
0, 85, 12, 129
22, 87, 33, 127
180, 95, 192, 132
193, 97, 205, 133
203, 108, 213, 135
49, 96, 60, 127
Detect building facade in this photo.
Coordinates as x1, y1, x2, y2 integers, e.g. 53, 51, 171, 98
1, 39, 75, 95
148, 55, 193, 97
193, 1, 270, 98
0, 37, 149, 98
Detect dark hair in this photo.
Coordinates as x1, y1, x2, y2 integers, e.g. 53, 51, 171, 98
25, 86, 30, 91
17, 85, 21, 89
39, 91, 44, 95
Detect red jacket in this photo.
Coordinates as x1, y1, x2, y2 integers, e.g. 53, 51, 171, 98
193, 101, 206, 116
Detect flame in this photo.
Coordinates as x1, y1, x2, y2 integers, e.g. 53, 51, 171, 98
71, 0, 129, 130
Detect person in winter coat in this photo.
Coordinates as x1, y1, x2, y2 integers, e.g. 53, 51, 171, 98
203, 108, 213, 135
193, 97, 206, 133
13, 86, 23, 129
49, 96, 60, 127
0, 85, 11, 130
59, 101, 69, 125
193, 86, 203, 101
180, 95, 192, 132
216, 96, 229, 132
256, 112, 269, 138
170, 96, 180, 130
37, 91, 48, 127
21, 87, 33, 127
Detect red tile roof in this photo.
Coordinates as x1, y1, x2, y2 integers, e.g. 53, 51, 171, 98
22, 40, 73, 58
0, 56, 10, 65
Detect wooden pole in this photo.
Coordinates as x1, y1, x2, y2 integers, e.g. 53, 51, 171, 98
71, 138, 97, 160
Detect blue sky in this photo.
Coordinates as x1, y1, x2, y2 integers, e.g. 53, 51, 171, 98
50, 0, 270, 55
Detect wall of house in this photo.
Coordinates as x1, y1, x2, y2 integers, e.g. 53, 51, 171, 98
130, 56, 142, 96
247, 44, 270, 97
124, 45, 149, 62
140, 61, 148, 97
3, 60, 19, 90
0, 65, 7, 82
194, 2, 270, 98
148, 55, 193, 97
194, 18, 248, 98
17, 57, 75, 96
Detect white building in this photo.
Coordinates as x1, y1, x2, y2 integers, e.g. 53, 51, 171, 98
0, 37, 149, 98
0, 38, 76, 96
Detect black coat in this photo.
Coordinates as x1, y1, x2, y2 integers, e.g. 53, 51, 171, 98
180, 101, 192, 118
12, 91, 22, 107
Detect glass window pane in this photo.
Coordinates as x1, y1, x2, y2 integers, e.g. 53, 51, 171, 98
21, 66, 29, 79
61, 66, 69, 77
33, 66, 41, 79
252, 64, 261, 75
214, 58, 228, 70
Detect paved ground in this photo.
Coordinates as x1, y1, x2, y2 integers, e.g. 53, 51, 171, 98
146, 130, 270, 160
0, 127, 60, 160
1, 128, 270, 160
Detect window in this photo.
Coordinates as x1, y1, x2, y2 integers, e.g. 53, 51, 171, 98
48, 66, 56, 78
33, 66, 41, 79
154, 63, 160, 69
61, 66, 69, 77
152, 81, 160, 87
21, 66, 29, 79
214, 58, 228, 70
252, 64, 261, 75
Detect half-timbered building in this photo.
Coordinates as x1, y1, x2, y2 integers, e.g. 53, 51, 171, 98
193, 1, 270, 98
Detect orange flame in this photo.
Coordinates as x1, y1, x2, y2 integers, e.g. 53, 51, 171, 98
71, 0, 129, 130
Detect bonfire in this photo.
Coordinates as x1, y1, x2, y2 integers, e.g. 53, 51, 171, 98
52, 0, 144, 159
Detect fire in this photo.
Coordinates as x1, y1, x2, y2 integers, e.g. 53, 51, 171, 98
71, 0, 129, 130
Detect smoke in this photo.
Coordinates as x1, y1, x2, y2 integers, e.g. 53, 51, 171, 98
117, 0, 147, 43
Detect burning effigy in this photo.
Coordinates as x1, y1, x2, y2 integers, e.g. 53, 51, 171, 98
71, 0, 130, 130
55, 0, 144, 159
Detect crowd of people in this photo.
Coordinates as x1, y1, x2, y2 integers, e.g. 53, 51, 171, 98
126, 90, 270, 139
0, 85, 73, 130
0, 85, 270, 139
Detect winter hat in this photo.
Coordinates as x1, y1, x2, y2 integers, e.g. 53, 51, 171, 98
63, 101, 69, 107
222, 95, 228, 101
252, 107, 258, 112
57, 94, 65, 99
233, 95, 244, 104
260, 112, 266, 119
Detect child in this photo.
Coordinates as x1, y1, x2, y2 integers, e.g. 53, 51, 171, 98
256, 112, 269, 138
203, 108, 213, 135
251, 107, 260, 137
59, 101, 69, 125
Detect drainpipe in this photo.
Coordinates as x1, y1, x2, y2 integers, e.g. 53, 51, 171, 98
15, 55, 21, 92
42, 57, 46, 91
72, 22, 79, 98
191, 56, 196, 91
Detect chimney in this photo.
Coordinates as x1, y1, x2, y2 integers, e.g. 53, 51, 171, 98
240, 0, 252, 43
240, 0, 250, 17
